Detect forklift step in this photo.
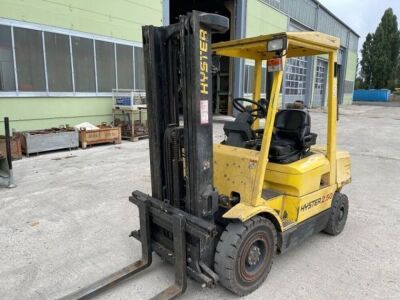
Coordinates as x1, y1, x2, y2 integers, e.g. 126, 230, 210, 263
262, 189, 283, 200
282, 218, 297, 229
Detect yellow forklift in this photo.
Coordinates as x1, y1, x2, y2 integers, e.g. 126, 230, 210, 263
61, 11, 351, 300
212, 29, 351, 296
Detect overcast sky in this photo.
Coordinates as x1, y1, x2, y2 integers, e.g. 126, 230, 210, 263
318, 0, 400, 51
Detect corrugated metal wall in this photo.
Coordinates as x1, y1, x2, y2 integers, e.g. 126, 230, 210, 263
317, 9, 348, 46
348, 33, 358, 51
257, 0, 359, 107
281, 0, 317, 29
260, 0, 358, 49
262, 0, 316, 29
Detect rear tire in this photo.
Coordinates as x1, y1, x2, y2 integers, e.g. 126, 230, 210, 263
214, 216, 277, 296
324, 192, 349, 235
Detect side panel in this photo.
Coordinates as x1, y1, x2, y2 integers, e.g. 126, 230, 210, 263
213, 143, 259, 204
312, 146, 352, 188
264, 153, 330, 197
337, 151, 351, 188
292, 185, 336, 223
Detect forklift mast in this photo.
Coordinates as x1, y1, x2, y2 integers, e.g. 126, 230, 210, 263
143, 12, 228, 219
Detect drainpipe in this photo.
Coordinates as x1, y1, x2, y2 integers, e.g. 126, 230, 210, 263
4, 117, 16, 188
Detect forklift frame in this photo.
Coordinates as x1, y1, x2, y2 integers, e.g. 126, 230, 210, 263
60, 13, 351, 300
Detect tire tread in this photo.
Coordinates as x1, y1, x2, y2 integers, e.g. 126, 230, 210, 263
214, 216, 277, 296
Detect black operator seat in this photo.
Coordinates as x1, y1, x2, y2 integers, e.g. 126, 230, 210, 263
223, 98, 268, 149
269, 109, 317, 164
223, 111, 254, 148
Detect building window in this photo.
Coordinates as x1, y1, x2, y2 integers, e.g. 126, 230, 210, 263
284, 57, 308, 97
45, 32, 72, 92
0, 25, 15, 91
72, 37, 96, 92
14, 27, 46, 91
117, 44, 134, 89
244, 65, 254, 94
0, 20, 143, 96
134, 47, 145, 90
261, 68, 267, 95
96, 40, 116, 92
314, 59, 327, 95
243, 64, 267, 96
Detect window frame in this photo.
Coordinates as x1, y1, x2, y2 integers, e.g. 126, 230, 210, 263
0, 17, 143, 98
243, 60, 268, 99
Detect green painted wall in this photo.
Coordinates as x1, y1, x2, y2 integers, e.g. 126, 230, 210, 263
246, 0, 288, 37
0, 0, 162, 42
0, 0, 162, 134
345, 50, 357, 81
342, 93, 353, 105
0, 97, 113, 133
341, 50, 358, 105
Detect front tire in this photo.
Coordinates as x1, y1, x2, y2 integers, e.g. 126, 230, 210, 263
214, 216, 277, 296
324, 192, 349, 235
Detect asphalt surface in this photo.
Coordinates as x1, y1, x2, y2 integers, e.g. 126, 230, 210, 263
1, 105, 399, 299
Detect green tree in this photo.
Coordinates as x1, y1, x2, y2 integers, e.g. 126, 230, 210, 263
370, 8, 400, 89
360, 33, 374, 88
354, 77, 364, 90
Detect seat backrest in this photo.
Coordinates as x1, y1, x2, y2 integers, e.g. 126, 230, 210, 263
274, 109, 311, 144
223, 111, 254, 147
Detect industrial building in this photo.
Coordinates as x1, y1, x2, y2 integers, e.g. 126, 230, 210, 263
0, 0, 359, 133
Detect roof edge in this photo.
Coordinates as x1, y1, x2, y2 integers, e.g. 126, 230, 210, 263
314, 0, 360, 37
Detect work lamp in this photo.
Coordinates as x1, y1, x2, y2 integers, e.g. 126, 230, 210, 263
267, 37, 287, 52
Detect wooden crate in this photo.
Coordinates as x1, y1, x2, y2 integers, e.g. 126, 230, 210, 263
0, 136, 22, 160
79, 126, 121, 149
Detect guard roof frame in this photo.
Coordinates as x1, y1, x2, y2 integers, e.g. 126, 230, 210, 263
212, 31, 340, 60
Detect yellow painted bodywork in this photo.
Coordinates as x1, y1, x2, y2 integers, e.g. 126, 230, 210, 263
213, 144, 259, 204
264, 152, 330, 196
211, 32, 351, 232
223, 202, 283, 229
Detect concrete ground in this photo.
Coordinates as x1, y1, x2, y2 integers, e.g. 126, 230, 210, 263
1, 104, 399, 300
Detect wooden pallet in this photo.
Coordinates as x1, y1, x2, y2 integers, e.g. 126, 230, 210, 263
122, 135, 148, 142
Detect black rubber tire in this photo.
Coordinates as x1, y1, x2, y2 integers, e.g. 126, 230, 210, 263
214, 216, 277, 296
324, 192, 349, 236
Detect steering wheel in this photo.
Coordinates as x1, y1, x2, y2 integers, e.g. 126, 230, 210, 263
233, 97, 268, 119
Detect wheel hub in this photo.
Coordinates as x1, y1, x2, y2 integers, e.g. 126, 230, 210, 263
247, 245, 262, 266
338, 205, 345, 221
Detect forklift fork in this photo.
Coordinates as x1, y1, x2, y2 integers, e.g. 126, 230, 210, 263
59, 198, 187, 300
